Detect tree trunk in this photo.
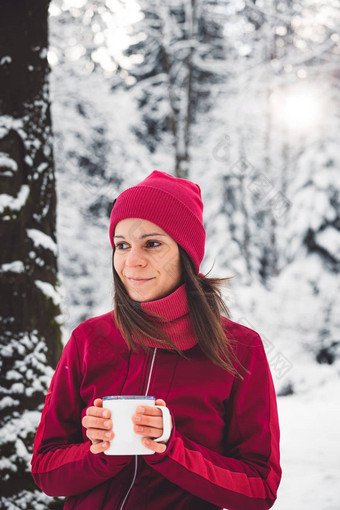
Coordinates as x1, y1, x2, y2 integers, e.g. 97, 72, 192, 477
262, 13, 279, 283
0, 1, 63, 506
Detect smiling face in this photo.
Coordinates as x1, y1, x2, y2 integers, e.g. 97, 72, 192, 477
113, 218, 183, 302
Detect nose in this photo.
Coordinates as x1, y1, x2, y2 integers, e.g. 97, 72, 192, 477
125, 246, 147, 267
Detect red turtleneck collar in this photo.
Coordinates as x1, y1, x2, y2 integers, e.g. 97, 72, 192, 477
138, 282, 198, 351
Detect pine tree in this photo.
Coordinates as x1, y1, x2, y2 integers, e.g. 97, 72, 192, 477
0, 1, 63, 507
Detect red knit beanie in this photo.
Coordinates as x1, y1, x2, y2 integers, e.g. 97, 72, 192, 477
109, 170, 206, 274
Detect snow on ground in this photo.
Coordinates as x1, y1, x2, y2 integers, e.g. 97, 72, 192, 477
273, 374, 340, 509
223, 275, 340, 509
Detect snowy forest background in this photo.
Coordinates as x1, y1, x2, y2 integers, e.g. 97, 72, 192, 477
0, 0, 339, 508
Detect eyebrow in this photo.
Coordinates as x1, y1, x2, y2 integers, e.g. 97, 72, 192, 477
113, 233, 167, 240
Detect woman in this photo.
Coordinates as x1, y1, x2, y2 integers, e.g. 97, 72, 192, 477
31, 170, 282, 509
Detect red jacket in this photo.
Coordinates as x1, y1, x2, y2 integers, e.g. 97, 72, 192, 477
31, 285, 281, 509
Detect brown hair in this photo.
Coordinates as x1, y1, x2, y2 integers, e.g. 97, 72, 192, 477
112, 246, 248, 379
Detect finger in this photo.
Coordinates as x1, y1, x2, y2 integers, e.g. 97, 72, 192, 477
90, 440, 111, 455
86, 427, 114, 442
82, 415, 113, 431
142, 437, 167, 454
94, 398, 103, 407
155, 399, 166, 407
132, 414, 163, 429
85, 406, 111, 419
135, 405, 163, 417
133, 424, 164, 438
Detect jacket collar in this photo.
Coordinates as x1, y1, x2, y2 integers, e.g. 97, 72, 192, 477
137, 282, 197, 351
140, 282, 189, 321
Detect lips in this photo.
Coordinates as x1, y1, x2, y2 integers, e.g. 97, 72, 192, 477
126, 277, 154, 282
127, 277, 154, 286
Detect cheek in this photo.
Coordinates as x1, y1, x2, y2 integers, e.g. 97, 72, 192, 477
113, 253, 123, 274
164, 250, 181, 281
175, 261, 182, 282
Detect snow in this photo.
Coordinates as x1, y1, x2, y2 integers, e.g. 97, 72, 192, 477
15, 439, 29, 460
26, 228, 58, 255
6, 370, 22, 381
34, 280, 62, 306
2, 491, 54, 510
0, 56, 12, 65
24, 154, 33, 166
0, 185, 30, 215
0, 115, 25, 140
0, 152, 18, 173
0, 397, 20, 411
37, 162, 49, 173
0, 261, 25, 273
40, 48, 47, 59
10, 383, 25, 394
316, 227, 340, 259
274, 376, 340, 509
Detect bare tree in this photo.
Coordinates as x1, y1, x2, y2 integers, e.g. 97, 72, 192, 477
123, 0, 228, 178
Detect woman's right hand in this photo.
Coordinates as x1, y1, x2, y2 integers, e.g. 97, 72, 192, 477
82, 398, 114, 454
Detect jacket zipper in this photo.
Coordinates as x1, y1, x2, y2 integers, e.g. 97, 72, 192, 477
144, 347, 157, 396
119, 348, 157, 510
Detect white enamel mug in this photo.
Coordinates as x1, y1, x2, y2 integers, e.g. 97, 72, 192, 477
102, 396, 171, 455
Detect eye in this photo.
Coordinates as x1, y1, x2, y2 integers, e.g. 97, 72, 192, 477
146, 240, 161, 248
115, 242, 128, 250
114, 240, 161, 250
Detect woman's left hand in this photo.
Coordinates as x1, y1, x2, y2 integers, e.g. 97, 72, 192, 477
132, 399, 172, 454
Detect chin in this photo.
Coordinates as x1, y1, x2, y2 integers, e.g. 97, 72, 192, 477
128, 291, 154, 302
130, 291, 163, 303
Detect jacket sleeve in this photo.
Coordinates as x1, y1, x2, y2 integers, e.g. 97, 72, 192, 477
31, 333, 132, 497
145, 334, 282, 510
